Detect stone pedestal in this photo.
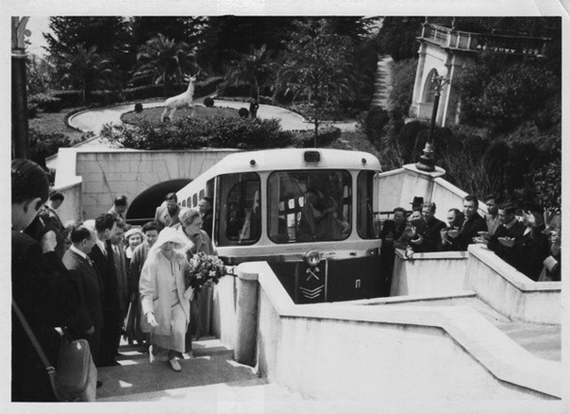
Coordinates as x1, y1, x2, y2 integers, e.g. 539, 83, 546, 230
234, 264, 259, 366
399, 164, 446, 208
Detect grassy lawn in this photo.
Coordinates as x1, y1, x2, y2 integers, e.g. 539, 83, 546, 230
122, 106, 239, 126
29, 108, 89, 143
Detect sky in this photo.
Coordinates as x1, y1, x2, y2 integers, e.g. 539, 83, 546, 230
25, 16, 51, 58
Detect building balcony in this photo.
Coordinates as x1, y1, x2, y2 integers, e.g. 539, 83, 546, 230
419, 23, 549, 58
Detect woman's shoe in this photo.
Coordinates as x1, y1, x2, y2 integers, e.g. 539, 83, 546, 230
168, 358, 181, 372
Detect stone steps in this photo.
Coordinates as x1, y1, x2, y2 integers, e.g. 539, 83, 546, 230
388, 295, 561, 362
371, 55, 394, 108
96, 337, 306, 405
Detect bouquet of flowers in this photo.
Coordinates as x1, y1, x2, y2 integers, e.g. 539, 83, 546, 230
185, 252, 226, 292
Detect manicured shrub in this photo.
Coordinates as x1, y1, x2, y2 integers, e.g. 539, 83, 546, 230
204, 97, 215, 107
28, 130, 73, 170
51, 90, 83, 107
134, 103, 143, 113
290, 127, 341, 148
238, 108, 249, 118
362, 106, 390, 146
29, 93, 62, 112
101, 116, 293, 151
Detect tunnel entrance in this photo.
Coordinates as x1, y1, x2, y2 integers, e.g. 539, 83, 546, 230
126, 179, 191, 226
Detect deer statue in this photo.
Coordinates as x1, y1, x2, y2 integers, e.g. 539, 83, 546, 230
161, 70, 200, 122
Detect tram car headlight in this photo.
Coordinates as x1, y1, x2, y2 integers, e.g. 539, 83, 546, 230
305, 250, 321, 267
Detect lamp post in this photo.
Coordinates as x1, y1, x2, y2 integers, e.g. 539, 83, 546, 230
416, 73, 449, 172
12, 17, 31, 159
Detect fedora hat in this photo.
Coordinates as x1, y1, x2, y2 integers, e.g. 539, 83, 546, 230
410, 196, 424, 208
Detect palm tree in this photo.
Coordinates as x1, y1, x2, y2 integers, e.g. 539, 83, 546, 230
225, 44, 272, 100
56, 45, 115, 104
134, 33, 196, 95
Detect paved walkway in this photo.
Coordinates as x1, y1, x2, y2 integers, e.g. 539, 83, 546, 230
68, 98, 358, 148
96, 337, 306, 407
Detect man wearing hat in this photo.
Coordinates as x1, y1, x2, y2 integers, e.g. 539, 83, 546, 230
410, 196, 424, 212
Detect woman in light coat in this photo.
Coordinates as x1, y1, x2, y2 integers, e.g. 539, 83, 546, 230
139, 227, 193, 372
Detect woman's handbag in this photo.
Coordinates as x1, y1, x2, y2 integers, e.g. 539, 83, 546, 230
12, 300, 97, 402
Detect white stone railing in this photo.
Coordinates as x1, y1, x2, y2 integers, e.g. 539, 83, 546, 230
466, 244, 561, 324
377, 164, 486, 222
214, 261, 561, 403
388, 245, 561, 324
391, 249, 468, 296
421, 23, 549, 57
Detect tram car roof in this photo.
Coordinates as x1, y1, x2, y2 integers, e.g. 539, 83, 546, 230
200, 148, 381, 176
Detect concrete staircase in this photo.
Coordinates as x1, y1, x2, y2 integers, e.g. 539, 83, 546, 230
388, 296, 561, 362
96, 338, 304, 405
371, 55, 394, 108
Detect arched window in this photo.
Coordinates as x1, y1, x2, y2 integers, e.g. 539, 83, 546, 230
423, 69, 439, 103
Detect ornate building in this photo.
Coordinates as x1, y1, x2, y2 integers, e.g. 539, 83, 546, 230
409, 20, 550, 127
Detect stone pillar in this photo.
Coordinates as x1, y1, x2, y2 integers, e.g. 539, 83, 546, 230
233, 263, 259, 366
11, 17, 30, 159
410, 42, 427, 117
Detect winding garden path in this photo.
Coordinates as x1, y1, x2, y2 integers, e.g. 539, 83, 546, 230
68, 97, 358, 149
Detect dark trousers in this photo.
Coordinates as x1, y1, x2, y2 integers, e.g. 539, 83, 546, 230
99, 325, 122, 365
86, 330, 101, 367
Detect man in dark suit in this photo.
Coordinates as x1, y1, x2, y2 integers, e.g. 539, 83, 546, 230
509, 203, 551, 281
450, 194, 487, 251
155, 192, 188, 229
484, 203, 526, 261
11, 159, 81, 401
410, 201, 446, 252
62, 225, 104, 366
198, 196, 213, 238
108, 195, 128, 226
89, 213, 121, 366
110, 221, 130, 347
379, 207, 407, 296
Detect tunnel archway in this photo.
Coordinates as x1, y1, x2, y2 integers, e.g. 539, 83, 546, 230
126, 179, 191, 226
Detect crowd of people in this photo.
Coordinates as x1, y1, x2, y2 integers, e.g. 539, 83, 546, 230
11, 158, 218, 401
381, 194, 562, 282
12, 157, 561, 401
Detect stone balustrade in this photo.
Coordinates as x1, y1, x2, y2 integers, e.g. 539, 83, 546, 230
212, 261, 561, 403
421, 23, 549, 57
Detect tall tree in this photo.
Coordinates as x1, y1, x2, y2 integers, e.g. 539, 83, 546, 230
45, 17, 132, 85
225, 44, 273, 100
134, 33, 196, 95
130, 16, 206, 49
375, 17, 424, 62
279, 19, 355, 146
55, 45, 115, 103
198, 16, 295, 73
